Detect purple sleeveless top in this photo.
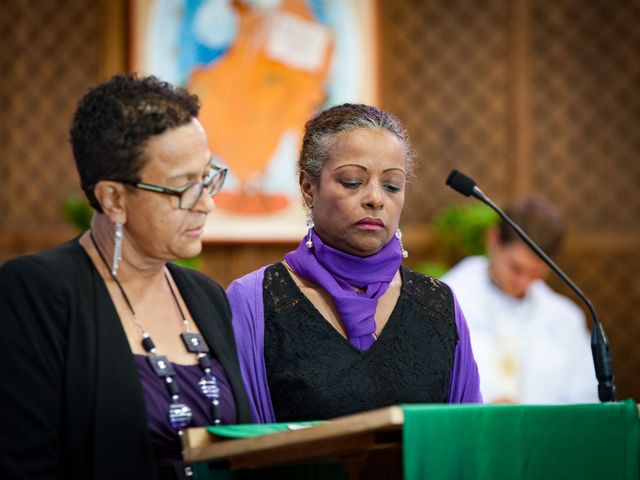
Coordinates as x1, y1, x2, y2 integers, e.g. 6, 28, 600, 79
134, 355, 237, 466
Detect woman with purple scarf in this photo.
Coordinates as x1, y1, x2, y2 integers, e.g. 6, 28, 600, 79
227, 103, 482, 423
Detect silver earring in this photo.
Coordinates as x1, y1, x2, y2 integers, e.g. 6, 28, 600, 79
395, 227, 408, 259
305, 216, 314, 250
112, 220, 123, 276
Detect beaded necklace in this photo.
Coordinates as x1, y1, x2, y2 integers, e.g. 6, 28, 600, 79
90, 232, 222, 430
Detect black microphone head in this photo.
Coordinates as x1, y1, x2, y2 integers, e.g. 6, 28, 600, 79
446, 169, 477, 197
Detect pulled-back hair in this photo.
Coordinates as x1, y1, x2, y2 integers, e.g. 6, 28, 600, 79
69, 74, 200, 211
298, 103, 415, 182
499, 195, 567, 256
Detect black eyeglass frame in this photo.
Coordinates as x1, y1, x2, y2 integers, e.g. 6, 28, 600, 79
116, 162, 228, 210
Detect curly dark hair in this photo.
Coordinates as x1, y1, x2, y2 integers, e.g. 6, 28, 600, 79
298, 103, 415, 182
69, 73, 200, 211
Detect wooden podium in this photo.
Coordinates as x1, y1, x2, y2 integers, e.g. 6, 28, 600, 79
181, 402, 640, 480
182, 406, 403, 478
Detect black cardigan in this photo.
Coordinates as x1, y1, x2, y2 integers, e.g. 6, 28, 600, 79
0, 239, 251, 479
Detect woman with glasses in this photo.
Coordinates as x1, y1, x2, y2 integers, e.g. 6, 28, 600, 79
0, 74, 250, 480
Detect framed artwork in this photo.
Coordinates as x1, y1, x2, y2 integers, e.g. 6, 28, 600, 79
130, 0, 378, 241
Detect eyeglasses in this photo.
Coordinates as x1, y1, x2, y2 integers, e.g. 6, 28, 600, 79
118, 162, 227, 210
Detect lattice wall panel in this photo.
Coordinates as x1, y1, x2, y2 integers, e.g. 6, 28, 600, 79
379, 0, 640, 400
529, 0, 640, 231
0, 0, 99, 228
380, 0, 511, 223
550, 250, 640, 400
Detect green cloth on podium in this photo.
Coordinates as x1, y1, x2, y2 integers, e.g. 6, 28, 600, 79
206, 421, 323, 439
402, 400, 640, 480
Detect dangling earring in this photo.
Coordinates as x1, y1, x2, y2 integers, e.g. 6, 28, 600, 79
395, 227, 408, 259
112, 220, 123, 276
305, 215, 314, 250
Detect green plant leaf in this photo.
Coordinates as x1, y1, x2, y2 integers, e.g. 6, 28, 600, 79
63, 193, 93, 231
431, 203, 499, 265
172, 256, 202, 270
414, 261, 449, 279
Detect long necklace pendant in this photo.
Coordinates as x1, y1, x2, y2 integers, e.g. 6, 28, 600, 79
198, 373, 220, 400
181, 332, 210, 353
168, 401, 192, 430
148, 354, 176, 377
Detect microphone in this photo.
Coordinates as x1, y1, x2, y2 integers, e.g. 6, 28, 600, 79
445, 169, 616, 402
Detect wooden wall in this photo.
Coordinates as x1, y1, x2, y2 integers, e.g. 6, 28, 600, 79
1, 0, 638, 400
377, 0, 640, 401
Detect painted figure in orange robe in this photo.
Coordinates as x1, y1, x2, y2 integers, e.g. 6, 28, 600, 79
189, 0, 334, 215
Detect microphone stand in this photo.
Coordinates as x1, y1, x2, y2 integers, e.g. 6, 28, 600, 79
447, 171, 616, 402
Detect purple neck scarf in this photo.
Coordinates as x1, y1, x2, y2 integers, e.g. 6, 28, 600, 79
284, 228, 402, 350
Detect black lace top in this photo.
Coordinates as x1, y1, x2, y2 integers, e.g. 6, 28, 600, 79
263, 262, 459, 422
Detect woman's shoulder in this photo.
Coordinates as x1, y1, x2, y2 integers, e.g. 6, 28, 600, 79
0, 239, 86, 324
227, 265, 270, 294
399, 266, 456, 321
225, 265, 272, 320
0, 238, 85, 288
400, 265, 453, 295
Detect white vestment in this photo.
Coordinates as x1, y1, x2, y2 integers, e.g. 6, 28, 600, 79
442, 256, 598, 404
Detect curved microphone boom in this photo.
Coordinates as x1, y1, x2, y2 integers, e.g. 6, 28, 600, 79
445, 169, 616, 402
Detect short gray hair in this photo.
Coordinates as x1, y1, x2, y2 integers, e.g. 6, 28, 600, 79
298, 103, 415, 182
